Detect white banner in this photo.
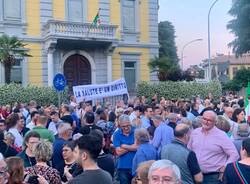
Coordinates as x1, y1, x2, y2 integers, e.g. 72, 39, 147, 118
73, 78, 128, 103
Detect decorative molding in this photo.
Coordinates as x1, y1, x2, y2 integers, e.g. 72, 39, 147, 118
118, 41, 159, 48
119, 51, 142, 56
62, 50, 96, 84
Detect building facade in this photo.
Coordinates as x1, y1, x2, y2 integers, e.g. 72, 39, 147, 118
0, 0, 159, 92
202, 54, 250, 82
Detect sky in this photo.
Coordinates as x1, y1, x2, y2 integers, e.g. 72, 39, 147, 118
158, 0, 235, 69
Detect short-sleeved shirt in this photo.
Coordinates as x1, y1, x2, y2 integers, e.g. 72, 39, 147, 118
113, 127, 136, 169
68, 169, 113, 184
32, 126, 55, 143
223, 162, 250, 184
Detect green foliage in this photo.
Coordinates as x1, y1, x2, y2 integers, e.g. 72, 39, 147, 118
159, 21, 178, 62
0, 83, 68, 106
222, 81, 241, 92
148, 57, 182, 81
227, 0, 250, 56
136, 80, 222, 100
150, 21, 181, 81
233, 67, 250, 87
223, 67, 250, 91
0, 34, 31, 83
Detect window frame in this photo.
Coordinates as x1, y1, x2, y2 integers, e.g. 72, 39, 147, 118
10, 58, 23, 84
120, 52, 141, 93
66, 0, 87, 22
121, 0, 139, 33
2, 0, 23, 21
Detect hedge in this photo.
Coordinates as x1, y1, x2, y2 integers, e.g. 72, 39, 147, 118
0, 83, 68, 106
136, 80, 222, 100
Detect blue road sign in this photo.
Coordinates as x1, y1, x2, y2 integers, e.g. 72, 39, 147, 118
53, 73, 66, 91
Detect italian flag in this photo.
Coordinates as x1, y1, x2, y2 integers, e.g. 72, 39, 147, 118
92, 9, 101, 26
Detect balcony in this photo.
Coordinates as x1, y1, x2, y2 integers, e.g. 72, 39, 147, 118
43, 20, 118, 42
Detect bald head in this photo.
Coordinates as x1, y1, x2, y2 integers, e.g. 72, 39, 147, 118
174, 124, 190, 138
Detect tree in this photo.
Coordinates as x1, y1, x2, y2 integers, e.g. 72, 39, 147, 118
149, 21, 181, 81
233, 67, 250, 87
223, 67, 250, 91
227, 0, 250, 56
158, 21, 178, 63
0, 34, 31, 83
148, 56, 181, 81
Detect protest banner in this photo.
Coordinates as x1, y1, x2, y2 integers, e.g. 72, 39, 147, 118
73, 78, 128, 103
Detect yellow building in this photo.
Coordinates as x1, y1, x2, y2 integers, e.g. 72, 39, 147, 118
0, 0, 159, 92
202, 54, 250, 82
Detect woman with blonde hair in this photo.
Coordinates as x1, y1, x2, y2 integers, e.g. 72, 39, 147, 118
25, 140, 61, 184
132, 160, 155, 184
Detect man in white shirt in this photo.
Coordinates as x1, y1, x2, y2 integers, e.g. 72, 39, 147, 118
26, 111, 39, 130
48, 111, 63, 136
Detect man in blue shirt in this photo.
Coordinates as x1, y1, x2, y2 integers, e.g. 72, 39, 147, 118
113, 114, 137, 184
132, 128, 157, 176
151, 115, 174, 155
140, 105, 153, 129
52, 123, 73, 178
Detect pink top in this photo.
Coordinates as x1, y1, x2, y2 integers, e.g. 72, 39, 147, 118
188, 126, 239, 173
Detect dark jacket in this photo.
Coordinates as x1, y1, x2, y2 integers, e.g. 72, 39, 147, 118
17, 150, 36, 168
0, 141, 18, 158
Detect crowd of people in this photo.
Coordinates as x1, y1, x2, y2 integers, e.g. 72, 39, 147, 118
0, 93, 250, 184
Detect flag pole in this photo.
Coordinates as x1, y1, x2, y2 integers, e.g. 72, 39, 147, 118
87, 8, 101, 37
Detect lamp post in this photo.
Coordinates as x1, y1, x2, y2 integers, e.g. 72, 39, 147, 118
181, 39, 203, 70
208, 0, 219, 81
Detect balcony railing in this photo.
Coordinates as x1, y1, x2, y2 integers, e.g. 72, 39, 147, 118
43, 20, 117, 40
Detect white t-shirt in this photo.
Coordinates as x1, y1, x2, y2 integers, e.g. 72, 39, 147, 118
8, 128, 23, 148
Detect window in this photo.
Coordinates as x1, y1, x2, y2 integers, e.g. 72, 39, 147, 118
124, 61, 136, 92
68, 0, 83, 22
3, 0, 21, 20
232, 67, 238, 77
122, 0, 136, 32
10, 58, 22, 84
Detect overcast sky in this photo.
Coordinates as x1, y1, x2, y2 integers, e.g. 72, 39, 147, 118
158, 0, 235, 69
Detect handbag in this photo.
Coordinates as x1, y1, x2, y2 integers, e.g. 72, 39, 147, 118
233, 162, 249, 184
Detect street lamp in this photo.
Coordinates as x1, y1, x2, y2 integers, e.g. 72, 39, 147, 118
208, 0, 219, 81
181, 39, 203, 70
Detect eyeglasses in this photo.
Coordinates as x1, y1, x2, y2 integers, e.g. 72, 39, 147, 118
120, 125, 131, 129
202, 117, 214, 123
150, 176, 177, 184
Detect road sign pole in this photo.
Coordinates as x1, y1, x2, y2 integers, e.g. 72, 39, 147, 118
58, 91, 61, 107
53, 73, 66, 106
